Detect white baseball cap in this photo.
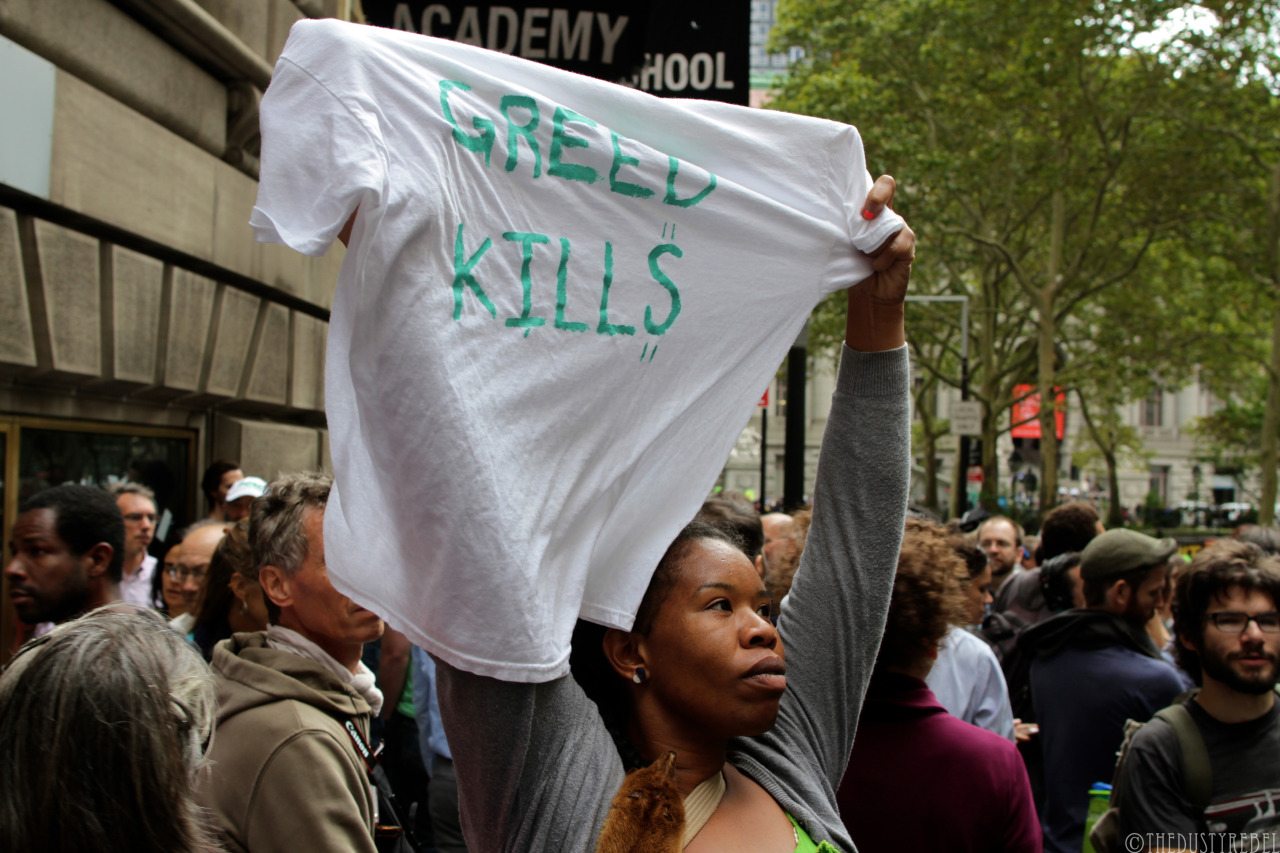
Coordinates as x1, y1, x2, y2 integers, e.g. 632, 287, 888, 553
225, 476, 267, 504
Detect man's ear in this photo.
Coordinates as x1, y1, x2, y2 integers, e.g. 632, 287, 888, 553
83, 543, 114, 580
1178, 630, 1199, 654
602, 627, 647, 682
1109, 578, 1131, 609
754, 553, 765, 578
258, 565, 293, 610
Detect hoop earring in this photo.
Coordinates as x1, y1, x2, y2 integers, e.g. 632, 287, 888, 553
632, 666, 648, 685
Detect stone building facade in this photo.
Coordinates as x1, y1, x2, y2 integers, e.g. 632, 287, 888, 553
0, 0, 347, 654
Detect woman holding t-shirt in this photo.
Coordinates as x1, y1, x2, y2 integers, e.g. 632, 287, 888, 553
430, 177, 914, 852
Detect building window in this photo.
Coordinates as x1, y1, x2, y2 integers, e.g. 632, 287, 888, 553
1141, 391, 1163, 427
1148, 465, 1170, 504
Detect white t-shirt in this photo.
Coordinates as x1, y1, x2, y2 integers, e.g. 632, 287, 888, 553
119, 552, 157, 609
252, 19, 904, 681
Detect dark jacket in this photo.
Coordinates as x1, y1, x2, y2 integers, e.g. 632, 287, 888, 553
1021, 610, 1185, 853
1020, 608, 1161, 661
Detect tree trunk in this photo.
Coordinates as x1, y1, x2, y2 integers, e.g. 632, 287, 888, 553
1259, 158, 1280, 527
916, 378, 941, 514
1037, 190, 1066, 514
1037, 309, 1060, 514
978, 278, 1000, 512
981, 420, 1000, 511
1105, 448, 1123, 528
950, 440, 966, 520
1261, 306, 1280, 526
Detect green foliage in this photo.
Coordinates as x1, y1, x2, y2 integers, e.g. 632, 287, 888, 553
911, 419, 949, 448
1190, 372, 1271, 472
1071, 419, 1150, 469
1142, 489, 1168, 527
774, 0, 1280, 517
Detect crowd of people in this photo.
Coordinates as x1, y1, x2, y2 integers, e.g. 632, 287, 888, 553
2, 176, 1278, 853
5, 454, 1278, 853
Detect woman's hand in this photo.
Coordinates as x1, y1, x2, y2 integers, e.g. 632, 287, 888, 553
846, 175, 914, 352
859, 175, 914, 305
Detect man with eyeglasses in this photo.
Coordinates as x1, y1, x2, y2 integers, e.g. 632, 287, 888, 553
107, 482, 158, 608
167, 519, 230, 636
1116, 539, 1280, 852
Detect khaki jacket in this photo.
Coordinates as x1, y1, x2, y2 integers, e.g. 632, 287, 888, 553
196, 631, 377, 853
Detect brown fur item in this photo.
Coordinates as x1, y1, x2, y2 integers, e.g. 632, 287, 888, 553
593, 751, 685, 853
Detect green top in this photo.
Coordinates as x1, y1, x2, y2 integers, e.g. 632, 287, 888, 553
396, 671, 416, 718
787, 813, 840, 853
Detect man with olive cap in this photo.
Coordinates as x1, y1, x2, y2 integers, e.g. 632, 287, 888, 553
1017, 528, 1188, 853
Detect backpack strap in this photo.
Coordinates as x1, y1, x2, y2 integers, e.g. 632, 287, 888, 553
1153, 704, 1212, 811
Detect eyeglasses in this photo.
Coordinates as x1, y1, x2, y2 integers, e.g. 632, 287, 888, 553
122, 513, 156, 524
1207, 611, 1280, 634
165, 565, 206, 583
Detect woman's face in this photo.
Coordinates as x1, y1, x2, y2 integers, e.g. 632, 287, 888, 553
964, 565, 994, 625
640, 539, 786, 739
161, 544, 186, 616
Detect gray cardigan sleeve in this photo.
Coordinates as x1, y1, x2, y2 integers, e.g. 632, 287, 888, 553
732, 343, 911, 850
435, 656, 624, 852
436, 343, 910, 853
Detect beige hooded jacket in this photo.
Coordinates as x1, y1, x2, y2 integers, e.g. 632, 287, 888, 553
196, 631, 377, 853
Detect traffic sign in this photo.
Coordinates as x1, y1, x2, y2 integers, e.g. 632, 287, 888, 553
950, 401, 982, 436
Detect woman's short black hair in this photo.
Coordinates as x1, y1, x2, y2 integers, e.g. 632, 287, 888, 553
695, 499, 763, 560
1039, 551, 1082, 612
632, 520, 745, 635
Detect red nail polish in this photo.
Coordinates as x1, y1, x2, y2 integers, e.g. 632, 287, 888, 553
861, 209, 875, 220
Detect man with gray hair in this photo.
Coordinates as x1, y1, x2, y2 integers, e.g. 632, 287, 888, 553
196, 472, 386, 853
107, 482, 158, 608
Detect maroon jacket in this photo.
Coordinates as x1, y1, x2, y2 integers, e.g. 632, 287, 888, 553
838, 671, 1041, 853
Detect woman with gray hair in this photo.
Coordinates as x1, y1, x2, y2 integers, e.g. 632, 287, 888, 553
0, 607, 218, 853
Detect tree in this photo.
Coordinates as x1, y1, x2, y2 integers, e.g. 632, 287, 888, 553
1189, 376, 1267, 495
771, 0, 1218, 515
1063, 230, 1237, 524
1148, 1, 1280, 522
807, 246, 1036, 517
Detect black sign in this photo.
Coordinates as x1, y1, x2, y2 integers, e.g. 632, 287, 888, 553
358, 1, 749, 105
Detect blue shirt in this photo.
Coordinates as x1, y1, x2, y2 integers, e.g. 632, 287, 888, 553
410, 645, 452, 773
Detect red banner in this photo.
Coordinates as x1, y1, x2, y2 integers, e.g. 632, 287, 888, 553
1011, 384, 1065, 439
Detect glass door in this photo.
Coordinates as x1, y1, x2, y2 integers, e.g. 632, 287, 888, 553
1, 417, 195, 662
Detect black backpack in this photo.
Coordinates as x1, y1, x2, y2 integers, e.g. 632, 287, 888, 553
982, 610, 1045, 806
1088, 700, 1211, 853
